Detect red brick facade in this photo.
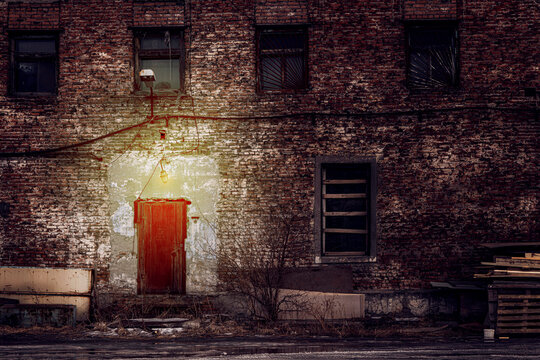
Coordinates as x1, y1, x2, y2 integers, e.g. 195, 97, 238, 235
0, 1, 538, 295
404, 0, 458, 20
7, 1, 61, 29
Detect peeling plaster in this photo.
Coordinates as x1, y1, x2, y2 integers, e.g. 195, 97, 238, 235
96, 243, 109, 260
112, 203, 135, 236
107, 152, 219, 294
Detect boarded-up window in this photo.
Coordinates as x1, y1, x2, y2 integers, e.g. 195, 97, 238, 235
407, 22, 458, 89
257, 27, 307, 91
317, 160, 377, 256
134, 29, 184, 92
10, 34, 58, 95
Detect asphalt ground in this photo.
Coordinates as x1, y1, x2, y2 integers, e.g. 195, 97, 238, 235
1, 335, 539, 359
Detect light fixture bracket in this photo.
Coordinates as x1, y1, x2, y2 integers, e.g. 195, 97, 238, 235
139, 69, 155, 88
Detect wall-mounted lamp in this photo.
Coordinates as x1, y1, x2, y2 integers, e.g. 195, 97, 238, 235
139, 69, 155, 88
159, 159, 168, 184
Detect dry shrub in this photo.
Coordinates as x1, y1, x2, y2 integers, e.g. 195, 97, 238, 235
216, 206, 309, 322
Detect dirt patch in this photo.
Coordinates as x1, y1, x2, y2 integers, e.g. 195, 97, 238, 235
1, 317, 482, 343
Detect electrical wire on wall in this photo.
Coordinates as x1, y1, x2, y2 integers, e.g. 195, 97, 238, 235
0, 105, 536, 159
133, 92, 200, 199
136, 153, 164, 200
165, 30, 173, 87
109, 126, 144, 165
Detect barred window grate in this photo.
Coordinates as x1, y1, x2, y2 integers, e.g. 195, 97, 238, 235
258, 27, 307, 91
407, 23, 458, 89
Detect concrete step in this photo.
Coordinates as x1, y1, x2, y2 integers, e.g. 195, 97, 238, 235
123, 317, 189, 328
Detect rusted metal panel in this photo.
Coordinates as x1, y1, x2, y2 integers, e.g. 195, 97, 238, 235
136, 199, 190, 294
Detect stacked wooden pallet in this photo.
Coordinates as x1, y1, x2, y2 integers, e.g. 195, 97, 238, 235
475, 243, 540, 336
495, 290, 540, 334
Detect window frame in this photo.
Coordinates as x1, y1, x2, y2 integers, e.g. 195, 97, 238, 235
9, 31, 59, 96
133, 27, 185, 93
256, 25, 308, 92
405, 21, 459, 90
314, 157, 377, 262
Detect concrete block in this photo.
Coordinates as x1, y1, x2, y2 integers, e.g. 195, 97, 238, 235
0, 267, 92, 321
278, 289, 365, 320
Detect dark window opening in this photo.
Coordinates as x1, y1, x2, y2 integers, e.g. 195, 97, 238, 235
407, 22, 458, 89
257, 27, 307, 91
316, 159, 377, 257
134, 29, 184, 92
10, 34, 58, 95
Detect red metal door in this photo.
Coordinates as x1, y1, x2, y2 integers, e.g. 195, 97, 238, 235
134, 199, 190, 294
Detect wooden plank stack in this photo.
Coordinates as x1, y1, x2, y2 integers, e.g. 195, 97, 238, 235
475, 244, 540, 336
475, 252, 540, 279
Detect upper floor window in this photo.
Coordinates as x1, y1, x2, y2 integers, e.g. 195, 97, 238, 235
134, 29, 184, 92
10, 33, 58, 95
257, 27, 307, 91
407, 22, 458, 89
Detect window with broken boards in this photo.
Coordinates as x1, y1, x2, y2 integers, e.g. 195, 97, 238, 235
315, 157, 377, 260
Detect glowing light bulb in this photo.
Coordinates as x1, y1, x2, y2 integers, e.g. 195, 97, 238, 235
160, 169, 168, 183
159, 158, 168, 183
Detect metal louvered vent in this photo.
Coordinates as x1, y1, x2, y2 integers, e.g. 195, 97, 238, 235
258, 28, 307, 91
408, 24, 458, 89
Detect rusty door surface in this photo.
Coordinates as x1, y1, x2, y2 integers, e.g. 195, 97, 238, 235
134, 199, 190, 294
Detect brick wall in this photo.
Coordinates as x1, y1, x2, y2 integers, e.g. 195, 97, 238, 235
404, 0, 458, 20
0, 0, 538, 292
7, 1, 60, 30
133, 1, 185, 27
255, 0, 309, 24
